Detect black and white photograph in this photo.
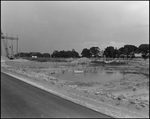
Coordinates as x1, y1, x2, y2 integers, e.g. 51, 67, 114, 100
1, 1, 149, 118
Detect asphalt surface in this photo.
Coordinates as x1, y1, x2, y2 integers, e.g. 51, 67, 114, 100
1, 72, 113, 118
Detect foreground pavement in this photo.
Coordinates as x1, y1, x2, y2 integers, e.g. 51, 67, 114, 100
1, 72, 112, 118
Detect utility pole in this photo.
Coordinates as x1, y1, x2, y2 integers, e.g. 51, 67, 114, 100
19, 48, 20, 58
6, 33, 8, 57
16, 34, 18, 54
11, 34, 13, 57
6, 33, 7, 53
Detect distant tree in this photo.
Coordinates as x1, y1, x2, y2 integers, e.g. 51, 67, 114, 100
14, 52, 50, 58
37, 52, 42, 57
81, 48, 91, 58
51, 50, 59, 58
42, 53, 50, 58
67, 51, 72, 58
17, 52, 29, 57
51, 49, 79, 58
123, 45, 137, 59
25, 53, 30, 57
114, 48, 120, 58
71, 49, 80, 58
142, 53, 148, 60
103, 46, 115, 58
138, 44, 149, 54
118, 47, 124, 55
59, 50, 65, 58
89, 47, 100, 58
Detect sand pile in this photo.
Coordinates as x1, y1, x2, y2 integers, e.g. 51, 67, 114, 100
70, 57, 91, 64
65, 58, 74, 62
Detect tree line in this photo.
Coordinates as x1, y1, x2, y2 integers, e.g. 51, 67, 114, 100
81, 44, 149, 59
103, 44, 149, 59
51, 49, 80, 58
14, 44, 149, 59
15, 52, 50, 58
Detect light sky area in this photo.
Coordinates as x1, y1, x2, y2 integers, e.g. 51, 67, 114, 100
1, 1, 149, 55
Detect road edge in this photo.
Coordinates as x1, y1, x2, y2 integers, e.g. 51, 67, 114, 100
1, 71, 116, 118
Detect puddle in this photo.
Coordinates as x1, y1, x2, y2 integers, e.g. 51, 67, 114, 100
52, 65, 123, 83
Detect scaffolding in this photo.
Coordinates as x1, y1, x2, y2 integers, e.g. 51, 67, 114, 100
1, 30, 19, 59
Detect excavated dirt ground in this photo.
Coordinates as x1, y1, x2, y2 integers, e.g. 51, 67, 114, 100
1, 57, 149, 118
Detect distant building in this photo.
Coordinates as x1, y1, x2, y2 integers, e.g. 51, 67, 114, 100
32, 56, 37, 58
134, 53, 142, 58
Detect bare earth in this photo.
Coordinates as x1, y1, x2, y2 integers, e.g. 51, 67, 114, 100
1, 56, 149, 118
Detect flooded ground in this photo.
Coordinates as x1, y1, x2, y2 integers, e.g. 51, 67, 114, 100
52, 65, 123, 83
5, 61, 123, 82
1, 57, 149, 118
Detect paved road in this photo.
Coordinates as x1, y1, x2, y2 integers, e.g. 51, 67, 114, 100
1, 72, 112, 118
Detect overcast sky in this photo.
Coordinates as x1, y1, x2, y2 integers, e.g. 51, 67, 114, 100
1, 1, 149, 55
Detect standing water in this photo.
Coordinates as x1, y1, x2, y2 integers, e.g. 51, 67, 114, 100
52, 64, 123, 83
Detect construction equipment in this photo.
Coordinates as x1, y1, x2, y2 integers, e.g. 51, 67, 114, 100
1, 30, 19, 59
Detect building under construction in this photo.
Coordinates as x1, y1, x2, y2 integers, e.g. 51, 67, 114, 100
1, 30, 19, 59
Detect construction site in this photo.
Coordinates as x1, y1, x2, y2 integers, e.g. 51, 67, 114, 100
1, 30, 149, 118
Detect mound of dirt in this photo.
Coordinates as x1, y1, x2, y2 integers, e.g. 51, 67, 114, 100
70, 57, 91, 64
65, 58, 74, 62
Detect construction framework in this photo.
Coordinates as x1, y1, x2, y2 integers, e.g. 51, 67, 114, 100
1, 30, 19, 58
